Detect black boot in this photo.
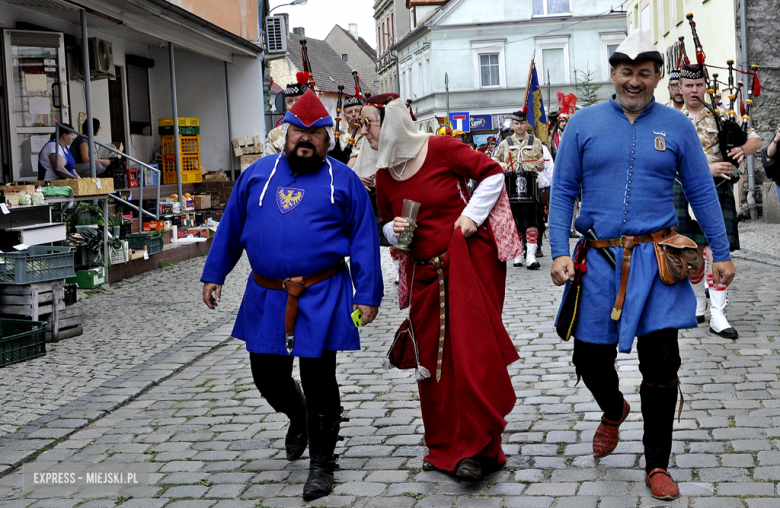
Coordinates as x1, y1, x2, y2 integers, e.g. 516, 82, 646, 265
285, 381, 308, 461
302, 411, 344, 501
640, 380, 679, 473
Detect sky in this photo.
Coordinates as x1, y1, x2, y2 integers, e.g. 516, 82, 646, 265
268, 0, 376, 48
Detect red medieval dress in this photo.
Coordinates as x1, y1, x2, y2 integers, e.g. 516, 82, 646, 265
376, 135, 519, 473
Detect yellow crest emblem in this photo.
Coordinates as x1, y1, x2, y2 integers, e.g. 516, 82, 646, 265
276, 187, 304, 213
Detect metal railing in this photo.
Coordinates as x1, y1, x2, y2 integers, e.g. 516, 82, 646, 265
55, 122, 161, 224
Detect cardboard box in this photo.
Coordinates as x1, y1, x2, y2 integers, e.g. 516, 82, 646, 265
194, 195, 211, 210
129, 246, 147, 260
142, 221, 165, 232
181, 226, 212, 239
51, 178, 114, 195
4, 184, 36, 195
203, 170, 229, 182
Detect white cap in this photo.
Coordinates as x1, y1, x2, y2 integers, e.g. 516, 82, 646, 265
609, 31, 663, 67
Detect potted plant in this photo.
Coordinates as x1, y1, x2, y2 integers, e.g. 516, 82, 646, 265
72, 227, 123, 266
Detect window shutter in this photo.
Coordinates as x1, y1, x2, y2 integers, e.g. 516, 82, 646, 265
127, 64, 151, 134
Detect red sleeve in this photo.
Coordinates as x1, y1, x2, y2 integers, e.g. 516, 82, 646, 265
375, 169, 394, 225
437, 136, 503, 182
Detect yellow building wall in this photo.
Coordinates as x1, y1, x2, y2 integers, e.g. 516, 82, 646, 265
167, 0, 259, 41
625, 0, 738, 79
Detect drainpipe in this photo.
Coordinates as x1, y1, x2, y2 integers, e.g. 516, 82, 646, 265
225, 62, 235, 181
169, 42, 184, 207
80, 9, 95, 178
740, 0, 756, 221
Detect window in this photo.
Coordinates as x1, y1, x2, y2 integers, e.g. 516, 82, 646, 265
480, 54, 500, 87
391, 13, 395, 41
657, 0, 665, 36
535, 37, 569, 85
641, 6, 650, 34
533, 0, 571, 16
342, 54, 348, 62
601, 33, 626, 80
127, 64, 151, 136
675, 0, 683, 25
377, 27, 381, 54
471, 40, 506, 89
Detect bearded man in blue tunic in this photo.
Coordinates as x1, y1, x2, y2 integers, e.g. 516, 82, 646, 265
201, 90, 383, 502
549, 31, 735, 501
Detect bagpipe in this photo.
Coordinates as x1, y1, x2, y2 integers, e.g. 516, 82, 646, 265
685, 14, 760, 167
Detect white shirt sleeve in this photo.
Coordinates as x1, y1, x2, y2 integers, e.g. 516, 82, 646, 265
461, 173, 504, 227
383, 221, 398, 246
537, 145, 554, 189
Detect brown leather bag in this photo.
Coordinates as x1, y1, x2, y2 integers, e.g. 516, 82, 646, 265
651, 230, 703, 285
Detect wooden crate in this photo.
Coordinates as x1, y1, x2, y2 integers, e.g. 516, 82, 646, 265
0, 280, 65, 321
46, 306, 83, 342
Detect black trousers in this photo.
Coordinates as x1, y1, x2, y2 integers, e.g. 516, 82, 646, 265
572, 329, 681, 473
249, 351, 341, 418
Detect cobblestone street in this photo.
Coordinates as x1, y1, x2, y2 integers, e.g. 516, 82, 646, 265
1, 226, 779, 508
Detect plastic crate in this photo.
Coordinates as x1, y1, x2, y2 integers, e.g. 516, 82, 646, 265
66, 267, 105, 289
0, 319, 47, 367
0, 246, 77, 285
162, 171, 203, 185
109, 240, 129, 265
160, 135, 200, 155
158, 117, 198, 127
125, 233, 164, 256
158, 126, 200, 136
161, 153, 200, 173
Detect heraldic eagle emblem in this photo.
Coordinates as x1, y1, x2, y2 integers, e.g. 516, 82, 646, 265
276, 187, 304, 214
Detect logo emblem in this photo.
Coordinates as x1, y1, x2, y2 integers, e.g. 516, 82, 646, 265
276, 187, 304, 214
655, 137, 666, 151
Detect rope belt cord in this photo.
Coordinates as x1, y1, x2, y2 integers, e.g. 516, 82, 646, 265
253, 260, 346, 355
414, 252, 447, 383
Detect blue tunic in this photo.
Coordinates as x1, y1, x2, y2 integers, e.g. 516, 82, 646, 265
201, 152, 384, 357
549, 96, 731, 353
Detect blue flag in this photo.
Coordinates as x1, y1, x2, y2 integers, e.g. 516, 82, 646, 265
523, 63, 549, 145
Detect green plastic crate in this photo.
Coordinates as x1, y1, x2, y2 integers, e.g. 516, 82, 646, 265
66, 267, 105, 289
158, 126, 200, 136
0, 319, 47, 367
125, 233, 163, 256
0, 246, 77, 285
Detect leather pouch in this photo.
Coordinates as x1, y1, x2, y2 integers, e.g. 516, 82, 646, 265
652, 232, 703, 285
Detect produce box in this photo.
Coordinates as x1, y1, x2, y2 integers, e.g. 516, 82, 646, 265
51, 178, 114, 196
142, 221, 165, 232
0, 319, 47, 367
66, 266, 106, 289
193, 195, 211, 210
129, 246, 147, 261
182, 227, 212, 239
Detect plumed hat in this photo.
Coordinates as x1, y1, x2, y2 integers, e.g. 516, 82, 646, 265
511, 110, 527, 122
608, 31, 663, 67
557, 92, 577, 119
283, 90, 334, 129
668, 68, 681, 81
285, 72, 310, 97
487, 136, 497, 143
343, 95, 363, 108
680, 63, 705, 80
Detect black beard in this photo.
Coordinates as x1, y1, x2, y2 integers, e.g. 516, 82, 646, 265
286, 141, 326, 174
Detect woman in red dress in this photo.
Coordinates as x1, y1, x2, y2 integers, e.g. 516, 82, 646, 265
354, 94, 520, 480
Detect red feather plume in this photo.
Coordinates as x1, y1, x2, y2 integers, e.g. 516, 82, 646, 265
296, 71, 309, 85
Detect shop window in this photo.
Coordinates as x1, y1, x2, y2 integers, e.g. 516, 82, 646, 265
127, 64, 151, 136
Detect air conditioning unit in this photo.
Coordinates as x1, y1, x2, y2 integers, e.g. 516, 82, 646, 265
265, 16, 287, 54
88, 38, 115, 77
68, 38, 115, 81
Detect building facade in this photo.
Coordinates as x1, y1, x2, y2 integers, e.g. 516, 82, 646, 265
374, 0, 413, 94
0, 0, 266, 182
325, 24, 380, 93
389, 0, 625, 135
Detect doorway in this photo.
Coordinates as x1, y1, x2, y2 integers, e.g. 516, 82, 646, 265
108, 66, 126, 151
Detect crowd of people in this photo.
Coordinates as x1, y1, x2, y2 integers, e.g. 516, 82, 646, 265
200, 30, 776, 503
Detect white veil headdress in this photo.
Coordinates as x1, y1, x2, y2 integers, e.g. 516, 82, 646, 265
352, 98, 432, 178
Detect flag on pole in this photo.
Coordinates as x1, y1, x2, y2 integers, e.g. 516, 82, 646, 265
522, 61, 549, 145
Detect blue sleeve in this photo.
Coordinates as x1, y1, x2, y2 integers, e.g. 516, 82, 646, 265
676, 120, 732, 262
200, 169, 250, 284
343, 170, 383, 306
548, 119, 582, 259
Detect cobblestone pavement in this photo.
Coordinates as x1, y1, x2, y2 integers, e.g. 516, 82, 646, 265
0, 229, 779, 508
0, 254, 251, 438
733, 222, 780, 267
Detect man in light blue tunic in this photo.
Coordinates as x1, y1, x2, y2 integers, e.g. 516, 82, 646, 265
201, 90, 383, 501
549, 31, 735, 501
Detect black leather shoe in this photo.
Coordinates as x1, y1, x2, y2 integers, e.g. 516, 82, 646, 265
710, 326, 739, 340
455, 458, 482, 481
302, 412, 342, 501
285, 382, 308, 461
696, 315, 705, 324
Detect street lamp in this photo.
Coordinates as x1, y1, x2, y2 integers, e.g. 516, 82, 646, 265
270, 0, 307, 15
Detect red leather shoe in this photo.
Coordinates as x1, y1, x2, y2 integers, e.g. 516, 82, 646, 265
593, 398, 630, 458
645, 468, 679, 500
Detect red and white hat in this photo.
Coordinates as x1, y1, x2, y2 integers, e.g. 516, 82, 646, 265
283, 90, 334, 129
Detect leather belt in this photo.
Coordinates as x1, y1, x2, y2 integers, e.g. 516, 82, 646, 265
588, 229, 671, 321
253, 260, 346, 354
414, 252, 446, 383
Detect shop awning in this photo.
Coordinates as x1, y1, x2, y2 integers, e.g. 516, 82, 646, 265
1, 0, 262, 61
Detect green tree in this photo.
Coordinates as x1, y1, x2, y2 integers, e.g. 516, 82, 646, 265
574, 65, 602, 107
